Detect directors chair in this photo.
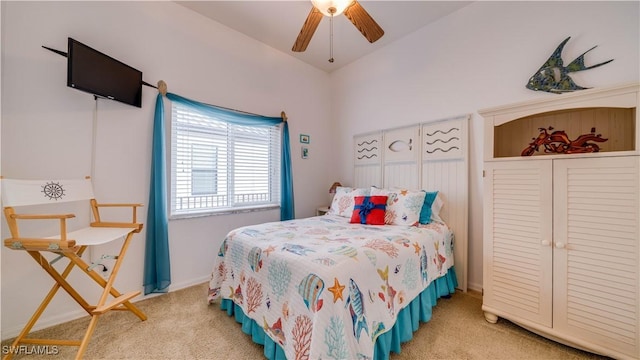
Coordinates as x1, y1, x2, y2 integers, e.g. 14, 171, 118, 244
2, 177, 147, 360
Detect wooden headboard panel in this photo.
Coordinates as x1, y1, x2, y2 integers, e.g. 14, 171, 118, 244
353, 114, 470, 291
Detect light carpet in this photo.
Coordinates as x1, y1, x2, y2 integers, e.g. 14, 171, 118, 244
1, 283, 609, 359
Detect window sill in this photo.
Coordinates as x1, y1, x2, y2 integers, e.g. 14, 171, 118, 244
170, 205, 280, 220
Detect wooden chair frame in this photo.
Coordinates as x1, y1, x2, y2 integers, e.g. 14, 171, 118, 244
3, 190, 147, 360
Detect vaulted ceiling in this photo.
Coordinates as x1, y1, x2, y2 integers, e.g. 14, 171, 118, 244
176, 1, 473, 73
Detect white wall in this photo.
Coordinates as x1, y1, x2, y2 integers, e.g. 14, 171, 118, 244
331, 1, 640, 292
0, 1, 336, 339
2, 0, 638, 340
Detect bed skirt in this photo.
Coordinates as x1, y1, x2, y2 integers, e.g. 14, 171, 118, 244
219, 266, 458, 360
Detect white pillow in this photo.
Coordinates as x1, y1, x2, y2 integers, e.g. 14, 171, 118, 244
370, 187, 426, 226
328, 187, 369, 218
430, 192, 444, 223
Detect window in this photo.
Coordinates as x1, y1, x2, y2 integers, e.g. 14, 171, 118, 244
171, 103, 281, 217
190, 144, 218, 196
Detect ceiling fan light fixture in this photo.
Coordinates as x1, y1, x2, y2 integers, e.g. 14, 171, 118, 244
292, 0, 384, 53
311, 0, 352, 17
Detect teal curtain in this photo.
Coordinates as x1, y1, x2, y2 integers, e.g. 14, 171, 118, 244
280, 126, 294, 220
144, 93, 171, 295
144, 91, 295, 293
166, 93, 294, 220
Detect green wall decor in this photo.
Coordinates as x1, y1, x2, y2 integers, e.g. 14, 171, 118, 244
526, 36, 613, 94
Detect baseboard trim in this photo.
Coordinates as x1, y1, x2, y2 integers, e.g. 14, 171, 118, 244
467, 282, 482, 294
1, 275, 211, 341
1, 308, 88, 341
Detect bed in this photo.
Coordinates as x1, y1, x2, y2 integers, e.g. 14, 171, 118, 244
208, 115, 470, 359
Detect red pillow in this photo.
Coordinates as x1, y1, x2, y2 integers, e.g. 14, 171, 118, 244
350, 196, 387, 225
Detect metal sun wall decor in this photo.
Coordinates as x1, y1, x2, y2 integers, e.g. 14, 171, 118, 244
521, 126, 608, 156
526, 36, 613, 94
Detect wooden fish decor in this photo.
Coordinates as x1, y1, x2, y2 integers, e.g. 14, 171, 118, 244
526, 37, 613, 94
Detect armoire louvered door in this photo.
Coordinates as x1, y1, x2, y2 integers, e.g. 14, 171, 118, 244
481, 83, 640, 359
553, 156, 639, 357
483, 160, 553, 327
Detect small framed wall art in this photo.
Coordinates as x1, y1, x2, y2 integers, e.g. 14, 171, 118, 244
300, 134, 310, 144
301, 146, 309, 159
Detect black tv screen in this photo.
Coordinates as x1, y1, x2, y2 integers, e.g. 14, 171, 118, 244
67, 38, 142, 108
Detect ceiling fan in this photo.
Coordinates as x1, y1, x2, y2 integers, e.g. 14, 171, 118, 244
292, 0, 384, 57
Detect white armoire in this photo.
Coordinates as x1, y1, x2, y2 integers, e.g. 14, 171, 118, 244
480, 83, 640, 360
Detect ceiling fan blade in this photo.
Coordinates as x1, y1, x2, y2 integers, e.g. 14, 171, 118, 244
292, 7, 323, 52
343, 1, 384, 43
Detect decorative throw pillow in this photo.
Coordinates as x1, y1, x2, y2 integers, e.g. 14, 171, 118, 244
328, 187, 370, 218
350, 196, 387, 225
419, 191, 439, 224
370, 187, 426, 226
430, 192, 445, 223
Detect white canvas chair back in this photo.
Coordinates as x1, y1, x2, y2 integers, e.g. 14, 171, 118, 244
2, 177, 95, 207
1, 176, 146, 360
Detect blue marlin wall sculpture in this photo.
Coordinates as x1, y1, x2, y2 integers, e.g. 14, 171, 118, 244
526, 36, 613, 94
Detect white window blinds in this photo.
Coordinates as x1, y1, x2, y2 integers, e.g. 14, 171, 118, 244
171, 103, 281, 217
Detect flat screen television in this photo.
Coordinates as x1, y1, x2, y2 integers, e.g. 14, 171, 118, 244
67, 38, 142, 108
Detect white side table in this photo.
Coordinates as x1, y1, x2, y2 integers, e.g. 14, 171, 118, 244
316, 206, 329, 216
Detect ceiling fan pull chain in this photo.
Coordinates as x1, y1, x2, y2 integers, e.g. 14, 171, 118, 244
329, 11, 335, 63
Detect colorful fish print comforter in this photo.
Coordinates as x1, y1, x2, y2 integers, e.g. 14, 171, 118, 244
208, 214, 454, 360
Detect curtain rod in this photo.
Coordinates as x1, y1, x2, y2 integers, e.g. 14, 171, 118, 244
154, 80, 286, 121
142, 81, 157, 89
